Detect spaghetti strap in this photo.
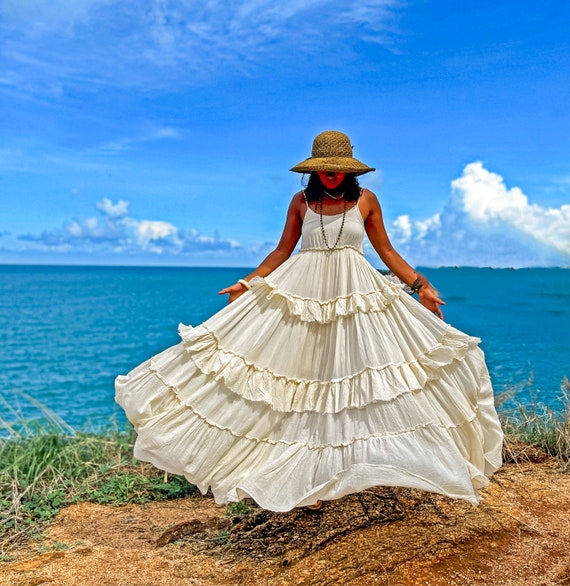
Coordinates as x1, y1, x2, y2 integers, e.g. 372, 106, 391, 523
356, 188, 364, 218
302, 190, 312, 219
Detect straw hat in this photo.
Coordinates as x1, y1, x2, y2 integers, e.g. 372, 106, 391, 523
290, 130, 375, 175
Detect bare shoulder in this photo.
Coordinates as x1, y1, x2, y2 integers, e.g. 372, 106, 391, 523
360, 187, 380, 205
292, 190, 305, 204
359, 188, 382, 219
289, 190, 306, 215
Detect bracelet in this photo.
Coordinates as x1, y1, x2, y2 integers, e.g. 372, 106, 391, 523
237, 279, 252, 290
410, 277, 423, 294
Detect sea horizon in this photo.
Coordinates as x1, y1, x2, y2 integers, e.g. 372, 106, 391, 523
1, 262, 569, 269
1, 265, 568, 430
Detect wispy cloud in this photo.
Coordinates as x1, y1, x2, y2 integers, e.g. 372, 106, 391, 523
94, 127, 183, 154
389, 163, 570, 267
0, 125, 183, 176
0, 0, 115, 35
0, 0, 401, 96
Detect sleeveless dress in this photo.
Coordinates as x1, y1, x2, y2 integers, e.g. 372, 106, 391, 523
115, 199, 503, 512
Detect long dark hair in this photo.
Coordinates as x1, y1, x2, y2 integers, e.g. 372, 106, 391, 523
303, 172, 361, 202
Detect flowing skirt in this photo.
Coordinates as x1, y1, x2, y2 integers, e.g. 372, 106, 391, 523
116, 248, 503, 512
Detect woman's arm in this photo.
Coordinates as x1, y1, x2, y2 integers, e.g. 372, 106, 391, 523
219, 192, 304, 303
360, 189, 445, 318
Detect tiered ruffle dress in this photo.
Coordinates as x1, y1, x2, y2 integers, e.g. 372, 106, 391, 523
115, 200, 503, 512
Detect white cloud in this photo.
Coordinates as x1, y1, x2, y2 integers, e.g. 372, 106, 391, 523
95, 127, 183, 154
0, 0, 115, 35
96, 198, 129, 218
392, 214, 412, 242
391, 213, 442, 246
129, 219, 180, 252
17, 198, 242, 258
387, 162, 570, 268
0, 1, 401, 93
134, 220, 177, 244
414, 213, 441, 240
452, 162, 570, 255
153, 127, 182, 139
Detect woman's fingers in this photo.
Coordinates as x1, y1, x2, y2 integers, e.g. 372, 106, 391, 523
219, 284, 240, 295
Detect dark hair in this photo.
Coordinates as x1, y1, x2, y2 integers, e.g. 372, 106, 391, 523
303, 172, 361, 202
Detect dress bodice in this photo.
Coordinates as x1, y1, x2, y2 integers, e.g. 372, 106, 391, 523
300, 202, 364, 253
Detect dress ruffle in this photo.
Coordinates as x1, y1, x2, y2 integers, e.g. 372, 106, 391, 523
253, 276, 401, 323
115, 203, 503, 511
177, 323, 482, 414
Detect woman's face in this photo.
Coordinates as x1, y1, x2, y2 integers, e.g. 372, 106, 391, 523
317, 171, 346, 190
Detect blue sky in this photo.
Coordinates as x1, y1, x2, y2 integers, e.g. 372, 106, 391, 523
1, 0, 569, 267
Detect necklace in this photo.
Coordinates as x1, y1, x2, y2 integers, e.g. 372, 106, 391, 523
318, 195, 347, 250
323, 190, 345, 200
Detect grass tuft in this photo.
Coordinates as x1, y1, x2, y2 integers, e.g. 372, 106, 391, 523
214, 529, 231, 547
499, 376, 570, 464
226, 501, 252, 517
0, 392, 196, 554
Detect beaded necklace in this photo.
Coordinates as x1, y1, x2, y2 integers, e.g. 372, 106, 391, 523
318, 195, 347, 251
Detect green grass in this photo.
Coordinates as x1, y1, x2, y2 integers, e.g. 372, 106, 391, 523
226, 501, 252, 517
214, 529, 231, 547
0, 392, 196, 554
499, 376, 570, 463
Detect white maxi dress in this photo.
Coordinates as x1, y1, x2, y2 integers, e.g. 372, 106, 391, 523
115, 199, 503, 512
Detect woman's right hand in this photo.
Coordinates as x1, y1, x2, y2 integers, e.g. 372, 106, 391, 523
218, 282, 248, 304
418, 285, 445, 320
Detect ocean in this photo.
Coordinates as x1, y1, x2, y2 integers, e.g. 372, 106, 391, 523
1, 265, 568, 430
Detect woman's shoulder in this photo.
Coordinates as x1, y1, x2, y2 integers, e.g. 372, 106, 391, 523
359, 187, 378, 201
292, 189, 305, 202
289, 190, 306, 209
359, 188, 381, 214
285, 190, 307, 220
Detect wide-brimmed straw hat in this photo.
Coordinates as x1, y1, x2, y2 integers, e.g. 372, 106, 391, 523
290, 130, 375, 175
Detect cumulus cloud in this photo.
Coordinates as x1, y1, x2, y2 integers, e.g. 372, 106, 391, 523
18, 198, 242, 258
452, 162, 570, 255
388, 162, 570, 267
96, 198, 129, 218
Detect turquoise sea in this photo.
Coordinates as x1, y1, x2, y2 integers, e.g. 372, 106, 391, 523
1, 265, 569, 429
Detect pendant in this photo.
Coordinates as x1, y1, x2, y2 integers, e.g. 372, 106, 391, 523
323, 190, 345, 200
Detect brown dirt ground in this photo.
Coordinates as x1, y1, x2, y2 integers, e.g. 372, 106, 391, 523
2, 443, 570, 586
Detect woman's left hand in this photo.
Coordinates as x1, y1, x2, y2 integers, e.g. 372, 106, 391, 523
418, 287, 445, 320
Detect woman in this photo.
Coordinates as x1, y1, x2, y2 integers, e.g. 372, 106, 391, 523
116, 130, 503, 512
